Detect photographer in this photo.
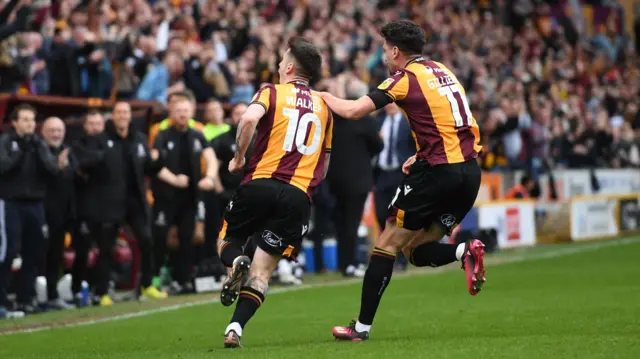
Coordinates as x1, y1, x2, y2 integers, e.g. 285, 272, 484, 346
0, 104, 67, 314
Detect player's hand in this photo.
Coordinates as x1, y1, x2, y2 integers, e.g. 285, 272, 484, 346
174, 174, 190, 188
212, 178, 224, 194
198, 176, 215, 191
150, 149, 159, 161
58, 148, 70, 169
317, 91, 331, 100
229, 156, 245, 174
402, 155, 416, 175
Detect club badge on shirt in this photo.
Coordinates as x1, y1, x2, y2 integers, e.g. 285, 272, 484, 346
378, 77, 395, 90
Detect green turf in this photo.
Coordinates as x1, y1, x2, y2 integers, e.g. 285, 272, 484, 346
1, 238, 639, 359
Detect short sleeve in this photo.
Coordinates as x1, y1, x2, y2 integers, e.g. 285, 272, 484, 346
376, 72, 409, 101
250, 84, 275, 112
367, 71, 410, 109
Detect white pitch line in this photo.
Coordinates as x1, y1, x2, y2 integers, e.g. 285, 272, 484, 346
1, 236, 637, 336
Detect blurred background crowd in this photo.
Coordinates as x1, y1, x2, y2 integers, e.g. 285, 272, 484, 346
1, 0, 640, 314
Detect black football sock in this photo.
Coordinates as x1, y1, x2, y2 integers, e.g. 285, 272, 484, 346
409, 241, 458, 267
218, 239, 244, 268
230, 286, 265, 329
357, 247, 396, 327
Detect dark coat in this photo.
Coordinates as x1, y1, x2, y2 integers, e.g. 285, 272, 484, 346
73, 121, 161, 223
326, 114, 384, 195
0, 129, 59, 201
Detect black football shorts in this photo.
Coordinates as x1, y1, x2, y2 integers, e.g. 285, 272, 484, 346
388, 159, 481, 234
219, 178, 310, 259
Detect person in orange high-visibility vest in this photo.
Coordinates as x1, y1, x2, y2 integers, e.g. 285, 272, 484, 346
505, 174, 535, 199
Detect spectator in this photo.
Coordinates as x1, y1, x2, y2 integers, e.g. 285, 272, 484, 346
202, 99, 230, 142
0, 0, 31, 42
136, 51, 185, 104
326, 77, 383, 277
0, 104, 66, 314
42, 117, 76, 310
505, 174, 535, 199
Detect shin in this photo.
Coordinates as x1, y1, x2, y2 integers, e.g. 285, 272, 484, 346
225, 247, 279, 336
402, 223, 461, 267
357, 221, 416, 330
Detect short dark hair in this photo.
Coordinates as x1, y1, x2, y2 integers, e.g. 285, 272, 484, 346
233, 101, 248, 109
10, 103, 37, 121
86, 109, 101, 116
168, 90, 196, 104
85, 109, 102, 122
287, 36, 321, 82
380, 20, 426, 56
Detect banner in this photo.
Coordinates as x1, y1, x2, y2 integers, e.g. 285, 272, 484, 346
618, 196, 640, 232
513, 169, 640, 201
570, 197, 618, 240
536, 202, 572, 244
477, 201, 536, 249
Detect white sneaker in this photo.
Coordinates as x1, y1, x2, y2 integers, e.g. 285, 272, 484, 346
344, 265, 357, 276
277, 259, 300, 285
49, 298, 76, 310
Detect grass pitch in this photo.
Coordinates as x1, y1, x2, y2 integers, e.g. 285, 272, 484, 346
1, 237, 639, 359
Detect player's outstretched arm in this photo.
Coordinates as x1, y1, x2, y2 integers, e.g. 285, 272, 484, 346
318, 92, 376, 120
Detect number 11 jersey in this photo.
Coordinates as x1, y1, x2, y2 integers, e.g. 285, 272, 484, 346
244, 81, 333, 197
369, 57, 482, 166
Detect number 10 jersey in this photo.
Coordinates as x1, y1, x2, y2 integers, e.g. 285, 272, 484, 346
243, 81, 334, 197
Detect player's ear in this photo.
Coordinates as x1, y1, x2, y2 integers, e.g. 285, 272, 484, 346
392, 46, 400, 59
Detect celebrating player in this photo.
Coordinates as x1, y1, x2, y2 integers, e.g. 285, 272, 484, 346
217, 36, 332, 348
318, 20, 486, 341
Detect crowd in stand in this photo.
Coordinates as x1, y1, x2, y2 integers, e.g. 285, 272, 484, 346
1, 0, 640, 315
2, 0, 640, 170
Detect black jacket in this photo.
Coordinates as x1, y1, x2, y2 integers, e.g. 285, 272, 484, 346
211, 125, 254, 195
152, 125, 209, 203
326, 114, 384, 195
73, 121, 162, 223
45, 144, 77, 227
0, 130, 60, 201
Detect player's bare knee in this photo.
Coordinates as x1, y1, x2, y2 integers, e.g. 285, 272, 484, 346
375, 224, 402, 253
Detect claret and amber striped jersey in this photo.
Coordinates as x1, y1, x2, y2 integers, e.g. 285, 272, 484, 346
243, 81, 333, 197
369, 57, 482, 166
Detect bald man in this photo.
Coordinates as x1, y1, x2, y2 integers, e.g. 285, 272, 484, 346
42, 117, 77, 310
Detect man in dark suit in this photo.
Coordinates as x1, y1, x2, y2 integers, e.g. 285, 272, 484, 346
374, 103, 415, 270
327, 79, 384, 277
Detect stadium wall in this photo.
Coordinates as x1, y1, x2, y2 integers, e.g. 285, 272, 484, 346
434, 169, 640, 252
